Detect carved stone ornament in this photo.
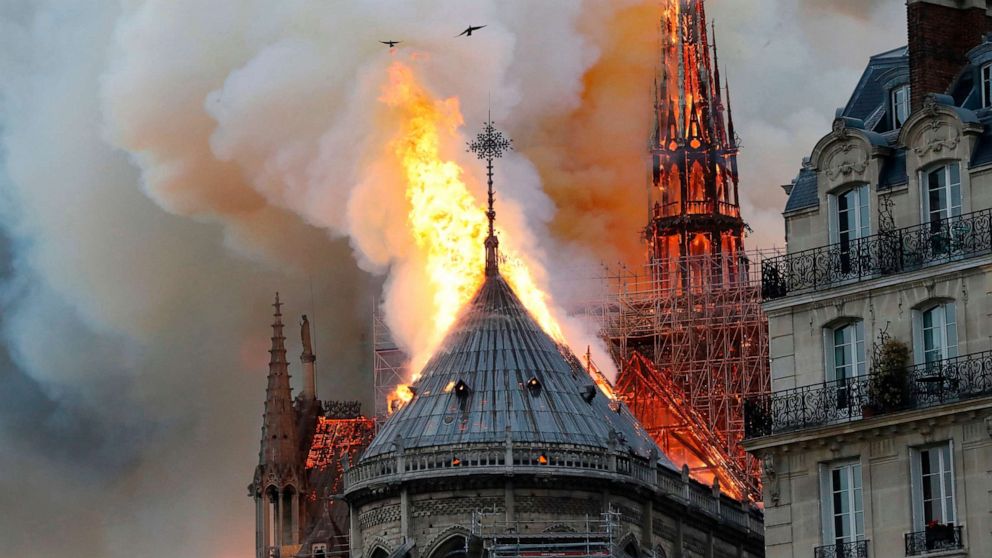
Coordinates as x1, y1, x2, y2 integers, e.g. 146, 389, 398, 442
985, 415, 992, 439
825, 143, 868, 180
762, 453, 780, 506
913, 119, 960, 157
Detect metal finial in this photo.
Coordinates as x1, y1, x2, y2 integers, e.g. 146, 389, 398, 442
467, 117, 512, 276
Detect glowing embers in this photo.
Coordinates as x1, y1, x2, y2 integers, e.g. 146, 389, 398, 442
304, 416, 377, 495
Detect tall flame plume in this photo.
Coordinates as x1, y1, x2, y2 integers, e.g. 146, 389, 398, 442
379, 61, 564, 402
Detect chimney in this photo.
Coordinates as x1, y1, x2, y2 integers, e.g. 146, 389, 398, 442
908, 0, 992, 110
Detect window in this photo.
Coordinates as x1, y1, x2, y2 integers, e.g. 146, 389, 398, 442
922, 164, 961, 225
911, 442, 956, 529
830, 185, 870, 274
892, 85, 910, 128
982, 63, 992, 109
828, 321, 867, 382
831, 185, 871, 244
914, 302, 958, 365
820, 461, 865, 546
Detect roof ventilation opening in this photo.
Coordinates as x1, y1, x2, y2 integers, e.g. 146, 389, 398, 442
580, 385, 596, 403
526, 377, 542, 396
453, 380, 470, 411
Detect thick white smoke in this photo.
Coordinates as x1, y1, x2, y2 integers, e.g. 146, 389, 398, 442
0, 1, 906, 557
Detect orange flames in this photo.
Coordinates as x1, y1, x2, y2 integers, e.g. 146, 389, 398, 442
379, 60, 565, 406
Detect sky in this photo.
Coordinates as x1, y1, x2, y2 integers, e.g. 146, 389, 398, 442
0, 1, 905, 556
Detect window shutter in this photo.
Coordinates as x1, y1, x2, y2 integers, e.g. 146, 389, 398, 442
944, 303, 958, 358
828, 194, 839, 244
819, 463, 834, 543
912, 310, 925, 366
910, 447, 923, 530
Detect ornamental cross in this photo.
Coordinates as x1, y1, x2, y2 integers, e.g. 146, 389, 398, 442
467, 118, 512, 276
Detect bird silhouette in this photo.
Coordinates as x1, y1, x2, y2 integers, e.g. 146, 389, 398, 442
379, 40, 401, 48
456, 25, 486, 37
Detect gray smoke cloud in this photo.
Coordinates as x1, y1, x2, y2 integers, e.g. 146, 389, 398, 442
0, 1, 906, 556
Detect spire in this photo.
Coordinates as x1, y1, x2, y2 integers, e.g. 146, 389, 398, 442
300, 314, 316, 400
258, 292, 298, 468
725, 76, 737, 149
468, 116, 512, 277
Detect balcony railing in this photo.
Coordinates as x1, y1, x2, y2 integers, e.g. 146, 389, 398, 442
762, 209, 992, 300
814, 540, 869, 558
905, 525, 964, 556
744, 350, 992, 438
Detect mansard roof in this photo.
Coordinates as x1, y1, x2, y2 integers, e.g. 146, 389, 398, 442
363, 272, 670, 467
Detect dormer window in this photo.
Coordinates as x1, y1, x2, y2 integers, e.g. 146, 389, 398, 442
982, 63, 992, 108
891, 84, 910, 128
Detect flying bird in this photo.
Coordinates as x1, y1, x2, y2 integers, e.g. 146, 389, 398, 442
456, 25, 486, 37
380, 40, 401, 48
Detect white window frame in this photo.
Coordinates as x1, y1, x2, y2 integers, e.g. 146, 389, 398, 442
829, 184, 871, 245
825, 321, 867, 382
819, 460, 865, 546
910, 441, 957, 530
891, 84, 910, 129
912, 302, 958, 366
921, 164, 962, 224
982, 63, 992, 109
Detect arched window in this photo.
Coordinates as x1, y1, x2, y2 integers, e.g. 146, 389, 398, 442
429, 535, 467, 558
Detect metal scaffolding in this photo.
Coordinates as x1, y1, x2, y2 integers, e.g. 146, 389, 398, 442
471, 508, 622, 558
372, 300, 407, 419
575, 251, 773, 501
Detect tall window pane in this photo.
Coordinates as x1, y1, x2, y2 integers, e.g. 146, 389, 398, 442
924, 164, 962, 224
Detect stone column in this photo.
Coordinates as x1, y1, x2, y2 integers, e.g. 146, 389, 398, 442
505, 480, 515, 524
291, 490, 300, 544
350, 505, 363, 558
263, 492, 272, 556
275, 488, 283, 548
256, 496, 264, 558
400, 487, 410, 541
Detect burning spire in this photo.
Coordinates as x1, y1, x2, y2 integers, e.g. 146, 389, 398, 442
467, 116, 512, 277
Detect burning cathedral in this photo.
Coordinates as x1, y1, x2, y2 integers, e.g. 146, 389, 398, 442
249, 2, 767, 558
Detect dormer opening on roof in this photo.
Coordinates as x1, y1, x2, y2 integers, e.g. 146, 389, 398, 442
982, 63, 992, 108
891, 84, 911, 129
526, 377, 542, 396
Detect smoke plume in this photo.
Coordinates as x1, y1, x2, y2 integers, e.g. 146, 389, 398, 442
0, 1, 905, 556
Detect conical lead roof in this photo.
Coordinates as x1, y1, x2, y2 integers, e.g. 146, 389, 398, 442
364, 273, 671, 467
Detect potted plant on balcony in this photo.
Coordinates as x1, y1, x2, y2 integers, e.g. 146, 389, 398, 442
924, 520, 956, 551
865, 338, 910, 416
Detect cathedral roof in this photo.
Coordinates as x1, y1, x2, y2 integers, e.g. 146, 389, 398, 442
362, 272, 672, 468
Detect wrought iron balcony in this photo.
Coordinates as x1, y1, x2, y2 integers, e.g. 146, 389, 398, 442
905, 525, 963, 556
762, 209, 992, 300
744, 350, 992, 438
814, 540, 869, 558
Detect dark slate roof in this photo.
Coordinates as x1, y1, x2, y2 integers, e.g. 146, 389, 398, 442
971, 116, 992, 167
784, 166, 818, 213
842, 46, 909, 129
364, 272, 670, 467
880, 149, 908, 189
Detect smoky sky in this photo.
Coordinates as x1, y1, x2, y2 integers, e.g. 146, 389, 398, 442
0, 1, 906, 557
